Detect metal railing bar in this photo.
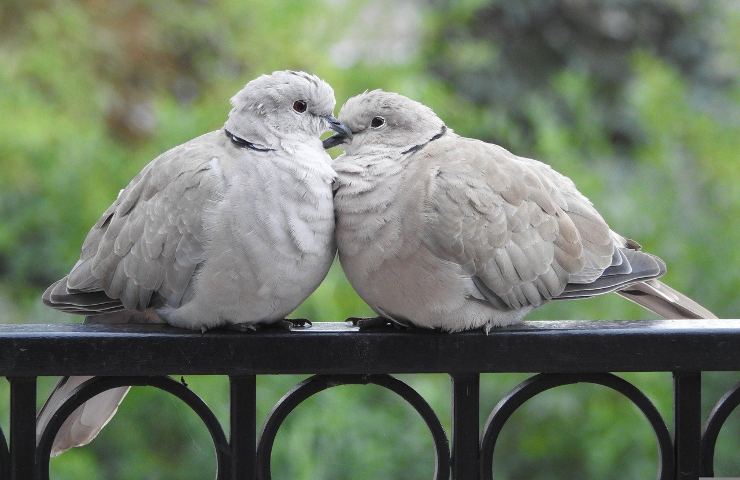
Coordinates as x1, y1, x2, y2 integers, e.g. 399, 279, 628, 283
673, 372, 702, 480
451, 372, 480, 480
230, 375, 257, 480
9, 377, 36, 480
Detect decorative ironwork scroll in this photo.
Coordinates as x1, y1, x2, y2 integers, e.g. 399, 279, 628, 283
480, 373, 674, 480
256, 374, 450, 480
701, 381, 740, 476
35, 376, 230, 480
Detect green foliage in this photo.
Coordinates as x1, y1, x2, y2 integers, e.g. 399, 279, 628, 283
0, 0, 738, 478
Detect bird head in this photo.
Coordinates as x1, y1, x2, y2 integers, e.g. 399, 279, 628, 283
323, 90, 446, 155
225, 70, 350, 148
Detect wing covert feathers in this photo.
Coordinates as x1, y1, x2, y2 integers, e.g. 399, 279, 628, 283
43, 134, 225, 316
418, 135, 713, 318
421, 136, 615, 310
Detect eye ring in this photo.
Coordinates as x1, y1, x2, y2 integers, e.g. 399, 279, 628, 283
292, 100, 307, 113
370, 116, 385, 128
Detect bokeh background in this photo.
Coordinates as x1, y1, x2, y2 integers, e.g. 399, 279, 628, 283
1, 0, 738, 478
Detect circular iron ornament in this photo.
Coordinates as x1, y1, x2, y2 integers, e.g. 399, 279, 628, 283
256, 374, 450, 480
36, 376, 230, 480
0, 425, 9, 480
701, 381, 740, 476
480, 373, 674, 480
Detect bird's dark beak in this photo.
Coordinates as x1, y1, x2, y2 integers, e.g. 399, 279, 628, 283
323, 115, 352, 149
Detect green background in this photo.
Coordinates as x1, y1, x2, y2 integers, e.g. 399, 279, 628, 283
0, 0, 738, 478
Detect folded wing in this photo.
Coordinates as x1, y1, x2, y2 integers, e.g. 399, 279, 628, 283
43, 136, 226, 316
421, 137, 665, 310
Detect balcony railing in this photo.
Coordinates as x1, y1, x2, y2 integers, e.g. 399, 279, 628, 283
1, 319, 739, 480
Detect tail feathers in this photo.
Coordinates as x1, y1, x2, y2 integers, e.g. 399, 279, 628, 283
617, 279, 718, 319
36, 376, 130, 457
558, 248, 666, 299
44, 277, 163, 323
42, 277, 124, 315
554, 246, 716, 319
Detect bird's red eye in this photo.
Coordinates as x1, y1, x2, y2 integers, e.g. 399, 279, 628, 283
293, 100, 307, 113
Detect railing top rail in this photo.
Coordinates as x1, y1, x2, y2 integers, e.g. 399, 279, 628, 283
1, 319, 739, 376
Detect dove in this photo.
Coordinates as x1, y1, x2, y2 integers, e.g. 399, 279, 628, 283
325, 90, 716, 332
38, 70, 350, 455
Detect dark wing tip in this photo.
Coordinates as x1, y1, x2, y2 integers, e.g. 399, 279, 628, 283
42, 276, 124, 314
558, 248, 667, 299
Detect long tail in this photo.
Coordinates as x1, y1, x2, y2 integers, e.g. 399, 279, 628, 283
38, 280, 160, 456
617, 279, 717, 319
36, 376, 129, 456
35, 310, 140, 456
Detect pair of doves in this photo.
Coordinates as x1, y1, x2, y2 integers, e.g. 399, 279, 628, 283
39, 70, 715, 455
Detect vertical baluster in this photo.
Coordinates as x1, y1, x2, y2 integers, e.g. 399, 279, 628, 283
673, 372, 701, 480
451, 372, 480, 480
1, 421, 9, 480
9, 376, 36, 480
230, 375, 256, 480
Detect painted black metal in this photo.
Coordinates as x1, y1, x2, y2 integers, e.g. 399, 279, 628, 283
479, 373, 675, 480
701, 381, 740, 476
34, 376, 230, 480
0, 424, 8, 480
9, 377, 36, 480
230, 375, 257, 480
255, 374, 450, 480
673, 372, 702, 480
451, 373, 480, 480
1, 320, 739, 376
1, 320, 738, 479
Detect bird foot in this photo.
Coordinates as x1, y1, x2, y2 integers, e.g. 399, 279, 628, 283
280, 318, 313, 329
259, 318, 312, 331
221, 319, 312, 332
222, 323, 259, 333
347, 316, 409, 331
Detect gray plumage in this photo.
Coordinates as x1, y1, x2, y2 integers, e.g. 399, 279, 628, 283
39, 70, 343, 455
329, 90, 716, 332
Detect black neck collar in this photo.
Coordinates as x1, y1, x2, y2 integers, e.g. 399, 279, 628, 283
401, 126, 447, 155
224, 129, 275, 152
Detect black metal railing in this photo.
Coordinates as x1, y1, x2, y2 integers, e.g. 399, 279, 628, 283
1, 319, 739, 480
